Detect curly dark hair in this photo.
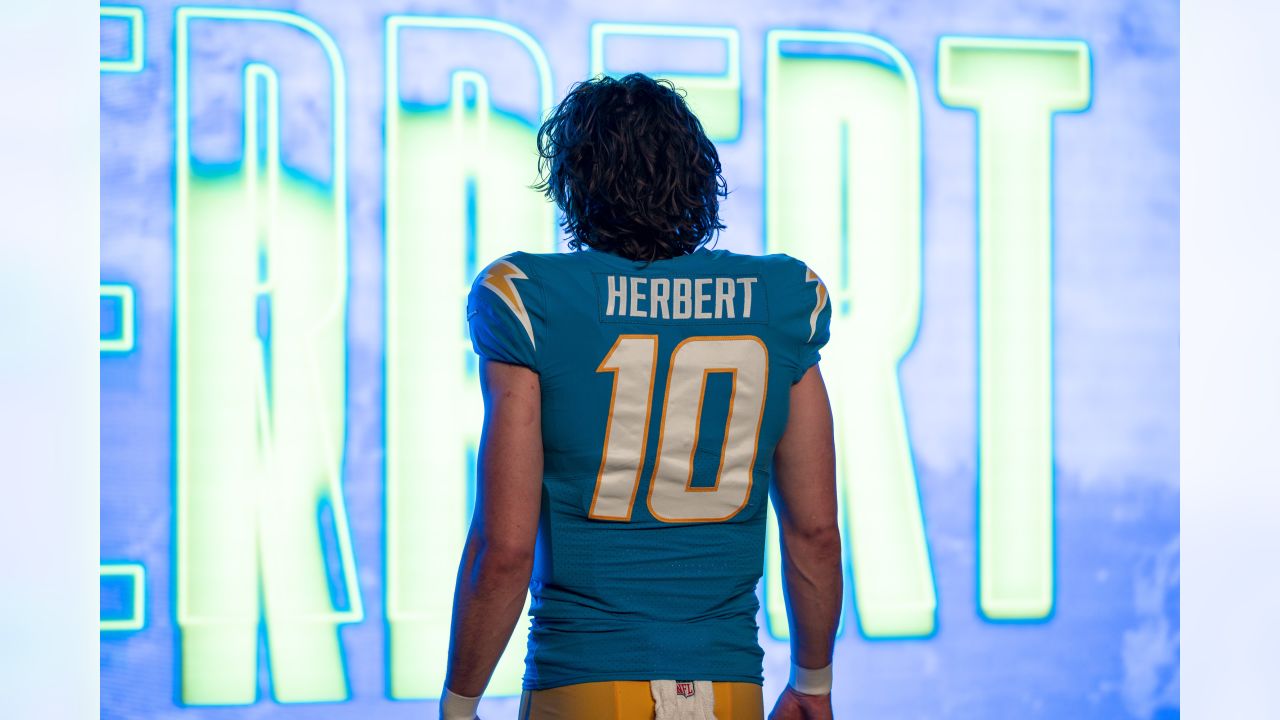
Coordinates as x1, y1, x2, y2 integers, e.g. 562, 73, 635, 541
534, 73, 729, 262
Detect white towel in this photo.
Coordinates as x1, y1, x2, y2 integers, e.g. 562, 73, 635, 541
650, 680, 717, 720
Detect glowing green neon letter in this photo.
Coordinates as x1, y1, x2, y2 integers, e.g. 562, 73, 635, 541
764, 31, 935, 638
175, 9, 361, 704
100, 562, 146, 632
99, 283, 135, 354
384, 16, 555, 699
590, 23, 741, 142
938, 37, 1091, 620
100, 5, 144, 74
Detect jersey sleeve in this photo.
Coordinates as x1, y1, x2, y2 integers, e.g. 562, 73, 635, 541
782, 256, 832, 383
466, 252, 544, 371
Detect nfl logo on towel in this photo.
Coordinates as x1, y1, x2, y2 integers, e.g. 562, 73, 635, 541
675, 681, 695, 698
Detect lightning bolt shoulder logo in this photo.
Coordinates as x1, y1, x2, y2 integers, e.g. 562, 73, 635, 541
480, 258, 536, 349
804, 266, 829, 342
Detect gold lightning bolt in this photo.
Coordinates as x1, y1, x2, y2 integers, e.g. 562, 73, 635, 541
480, 259, 535, 348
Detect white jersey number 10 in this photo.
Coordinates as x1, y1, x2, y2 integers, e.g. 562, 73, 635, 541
589, 334, 769, 523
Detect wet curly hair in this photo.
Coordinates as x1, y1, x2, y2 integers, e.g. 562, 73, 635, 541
534, 73, 728, 262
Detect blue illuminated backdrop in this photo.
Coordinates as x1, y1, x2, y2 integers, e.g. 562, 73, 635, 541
100, 0, 1178, 717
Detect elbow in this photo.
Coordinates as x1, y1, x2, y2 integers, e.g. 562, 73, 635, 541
784, 522, 843, 560
475, 539, 535, 582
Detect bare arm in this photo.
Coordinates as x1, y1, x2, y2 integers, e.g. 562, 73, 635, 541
769, 364, 842, 717
443, 360, 543, 698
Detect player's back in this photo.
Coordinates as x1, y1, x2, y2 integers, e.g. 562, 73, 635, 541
465, 246, 831, 691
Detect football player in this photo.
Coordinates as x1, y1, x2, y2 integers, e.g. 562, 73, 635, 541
441, 73, 842, 720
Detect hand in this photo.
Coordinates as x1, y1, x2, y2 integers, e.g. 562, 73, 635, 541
768, 686, 833, 720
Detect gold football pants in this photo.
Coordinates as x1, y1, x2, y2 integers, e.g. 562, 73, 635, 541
517, 680, 763, 719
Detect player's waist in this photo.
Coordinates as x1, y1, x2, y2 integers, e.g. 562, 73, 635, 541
522, 618, 765, 691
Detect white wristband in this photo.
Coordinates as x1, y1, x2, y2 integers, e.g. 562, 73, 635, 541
440, 687, 481, 720
789, 662, 833, 695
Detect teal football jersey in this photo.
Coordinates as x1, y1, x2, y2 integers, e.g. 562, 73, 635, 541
465, 246, 832, 690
